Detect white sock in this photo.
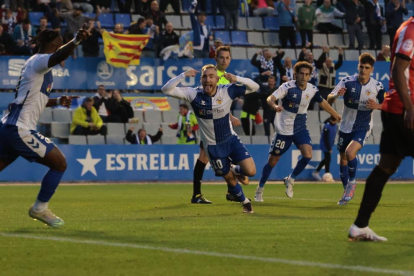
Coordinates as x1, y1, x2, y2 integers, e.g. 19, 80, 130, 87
288, 175, 295, 184
33, 199, 48, 212
242, 198, 250, 204
256, 186, 264, 192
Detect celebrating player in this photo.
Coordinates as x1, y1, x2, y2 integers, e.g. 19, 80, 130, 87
191, 46, 242, 204
254, 61, 341, 202
162, 66, 259, 213
0, 28, 89, 227
328, 53, 385, 205
348, 18, 414, 241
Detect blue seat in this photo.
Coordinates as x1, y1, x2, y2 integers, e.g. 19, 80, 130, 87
29, 12, 44, 26
115, 13, 131, 27
214, 15, 225, 29
205, 16, 215, 29
231, 31, 250, 46
83, 13, 96, 18
215, 31, 231, 44
182, 0, 191, 11
99, 13, 115, 28
264, 17, 279, 31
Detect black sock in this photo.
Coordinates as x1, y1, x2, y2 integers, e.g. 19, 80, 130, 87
354, 166, 391, 228
316, 159, 325, 172
193, 159, 207, 197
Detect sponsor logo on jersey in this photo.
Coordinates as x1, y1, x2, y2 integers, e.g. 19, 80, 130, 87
216, 97, 222, 105
199, 108, 225, 115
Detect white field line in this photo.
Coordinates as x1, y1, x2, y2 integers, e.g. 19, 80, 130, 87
0, 233, 413, 276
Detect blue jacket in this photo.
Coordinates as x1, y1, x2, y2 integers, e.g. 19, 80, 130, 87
320, 122, 338, 152
277, 1, 296, 27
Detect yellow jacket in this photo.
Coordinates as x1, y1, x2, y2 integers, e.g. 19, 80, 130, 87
70, 106, 103, 134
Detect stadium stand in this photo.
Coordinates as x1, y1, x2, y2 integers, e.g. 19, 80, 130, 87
115, 13, 132, 27
87, 135, 106, 145
69, 135, 88, 145
106, 135, 125, 145
144, 110, 163, 123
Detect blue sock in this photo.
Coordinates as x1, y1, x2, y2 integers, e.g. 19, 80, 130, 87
340, 165, 349, 189
37, 170, 64, 202
228, 183, 246, 202
348, 157, 358, 182
259, 163, 274, 188
291, 157, 311, 179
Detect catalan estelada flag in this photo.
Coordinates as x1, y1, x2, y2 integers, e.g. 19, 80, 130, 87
102, 30, 150, 68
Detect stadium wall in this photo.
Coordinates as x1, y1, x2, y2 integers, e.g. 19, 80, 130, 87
0, 145, 412, 182
0, 57, 391, 91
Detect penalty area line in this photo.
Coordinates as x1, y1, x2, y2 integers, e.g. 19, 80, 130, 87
0, 233, 413, 275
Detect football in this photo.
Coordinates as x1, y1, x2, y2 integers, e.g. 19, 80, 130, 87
322, 173, 334, 182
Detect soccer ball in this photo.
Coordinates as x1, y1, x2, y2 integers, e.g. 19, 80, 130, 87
322, 173, 334, 182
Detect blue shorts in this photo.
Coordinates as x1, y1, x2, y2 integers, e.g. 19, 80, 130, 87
269, 129, 312, 156
337, 130, 370, 153
205, 135, 251, 176
0, 123, 55, 162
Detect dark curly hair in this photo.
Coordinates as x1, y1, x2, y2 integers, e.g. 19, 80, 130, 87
30, 29, 60, 48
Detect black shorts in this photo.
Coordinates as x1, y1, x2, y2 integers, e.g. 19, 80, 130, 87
379, 111, 414, 157
199, 141, 203, 149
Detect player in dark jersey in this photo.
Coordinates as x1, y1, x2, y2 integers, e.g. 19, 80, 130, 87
348, 17, 414, 241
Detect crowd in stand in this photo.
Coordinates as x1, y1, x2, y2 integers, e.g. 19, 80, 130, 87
0, 0, 410, 57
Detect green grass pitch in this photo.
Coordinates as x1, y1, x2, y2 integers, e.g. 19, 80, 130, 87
1, 183, 414, 276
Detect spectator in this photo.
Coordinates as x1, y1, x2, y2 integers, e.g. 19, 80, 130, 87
377, 44, 391, 61
35, 16, 48, 34
135, 0, 151, 16
146, 1, 168, 31
315, 0, 344, 33
82, 20, 102, 57
257, 75, 277, 136
298, 46, 328, 86
312, 116, 339, 181
361, 0, 385, 50
274, 50, 294, 85
343, 0, 365, 50
277, 0, 297, 48
57, 6, 99, 44
298, 0, 316, 49
195, 0, 207, 14
0, 43, 5, 55
212, 0, 223, 15
0, 25, 17, 55
127, 18, 146, 34
386, 0, 408, 48
143, 15, 159, 56
126, 127, 163, 145
209, 38, 223, 58
158, 22, 179, 56
251, 0, 275, 17
12, 18, 35, 55
113, 23, 124, 34
93, 85, 122, 123
16, 8, 28, 24
241, 86, 262, 136
71, 97, 108, 136
160, 0, 180, 15
189, 10, 213, 58
317, 47, 343, 100
222, 0, 239, 30
251, 49, 278, 84
112, 89, 135, 123
168, 104, 199, 145
72, 0, 94, 14
2, 9, 17, 35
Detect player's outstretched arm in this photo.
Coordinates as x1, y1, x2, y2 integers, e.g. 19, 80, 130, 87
393, 56, 414, 130
224, 74, 259, 94
161, 69, 198, 100
319, 99, 342, 121
48, 27, 90, 68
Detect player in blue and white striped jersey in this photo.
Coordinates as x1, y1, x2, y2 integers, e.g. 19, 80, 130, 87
254, 61, 342, 202
162, 65, 260, 213
328, 53, 385, 206
0, 28, 89, 228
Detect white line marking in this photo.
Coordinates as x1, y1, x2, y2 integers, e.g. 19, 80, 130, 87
264, 197, 335, 202
1, 233, 413, 275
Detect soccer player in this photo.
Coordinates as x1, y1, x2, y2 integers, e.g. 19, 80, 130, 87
162, 66, 260, 213
348, 18, 414, 241
254, 61, 341, 202
328, 53, 385, 205
0, 28, 89, 227
191, 46, 242, 204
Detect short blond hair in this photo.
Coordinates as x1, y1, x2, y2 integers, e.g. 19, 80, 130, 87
201, 64, 217, 73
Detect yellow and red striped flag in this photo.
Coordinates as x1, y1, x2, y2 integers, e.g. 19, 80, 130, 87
102, 30, 150, 68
